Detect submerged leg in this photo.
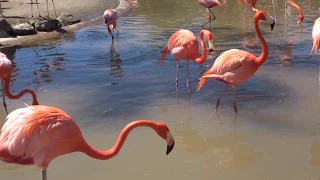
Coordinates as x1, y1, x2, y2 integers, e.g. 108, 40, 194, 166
201, 8, 216, 28
186, 61, 190, 93
215, 84, 229, 112
51, 0, 57, 17
42, 170, 47, 180
176, 62, 179, 87
2, 81, 8, 115
233, 88, 238, 113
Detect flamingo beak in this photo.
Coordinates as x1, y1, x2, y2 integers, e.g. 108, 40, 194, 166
208, 40, 214, 54
104, 19, 108, 24
270, 21, 275, 30
166, 132, 175, 155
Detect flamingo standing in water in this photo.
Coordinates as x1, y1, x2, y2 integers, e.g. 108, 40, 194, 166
161, 29, 214, 93
239, 0, 258, 13
103, 9, 119, 41
0, 105, 175, 180
196, 0, 223, 29
196, 10, 275, 113
311, 17, 320, 54
0, 53, 39, 114
286, 0, 304, 24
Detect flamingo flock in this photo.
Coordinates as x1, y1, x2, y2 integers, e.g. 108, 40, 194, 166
0, 0, 319, 180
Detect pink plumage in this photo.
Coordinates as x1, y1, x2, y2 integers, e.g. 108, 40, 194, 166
311, 17, 320, 54
0, 53, 13, 80
103, 9, 119, 40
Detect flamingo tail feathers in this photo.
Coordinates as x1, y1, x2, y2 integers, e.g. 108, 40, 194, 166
160, 46, 169, 64
196, 70, 212, 92
311, 35, 320, 54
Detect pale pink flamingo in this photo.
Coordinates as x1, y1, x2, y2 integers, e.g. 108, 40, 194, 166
239, 0, 258, 13
0, 105, 175, 180
103, 9, 119, 41
196, 0, 223, 29
0, 52, 39, 114
311, 17, 320, 54
286, 0, 304, 24
160, 29, 214, 93
196, 10, 275, 113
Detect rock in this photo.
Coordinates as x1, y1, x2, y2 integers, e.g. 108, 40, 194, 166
57, 13, 81, 26
0, 30, 10, 38
12, 23, 36, 36
34, 19, 61, 32
27, 16, 47, 26
0, 18, 13, 34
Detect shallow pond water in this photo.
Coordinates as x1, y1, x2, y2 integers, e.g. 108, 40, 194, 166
0, 0, 320, 179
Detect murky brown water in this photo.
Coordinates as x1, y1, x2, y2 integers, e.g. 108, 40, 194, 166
0, 0, 320, 179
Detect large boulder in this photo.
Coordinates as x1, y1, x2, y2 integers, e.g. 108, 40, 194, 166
0, 18, 13, 34
0, 30, 10, 38
57, 13, 81, 27
34, 19, 61, 32
12, 23, 36, 36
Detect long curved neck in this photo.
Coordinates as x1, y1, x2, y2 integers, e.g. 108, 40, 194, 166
254, 17, 268, 67
289, 0, 303, 21
3, 75, 39, 105
194, 31, 208, 64
80, 120, 157, 160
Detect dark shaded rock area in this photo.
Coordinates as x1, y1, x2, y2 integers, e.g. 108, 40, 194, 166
0, 13, 81, 38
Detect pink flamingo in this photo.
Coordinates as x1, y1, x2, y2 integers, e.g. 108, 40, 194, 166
196, 10, 275, 113
286, 0, 304, 24
311, 17, 320, 54
103, 9, 119, 41
196, 0, 223, 29
160, 29, 214, 92
0, 53, 39, 114
239, 0, 258, 13
0, 105, 175, 180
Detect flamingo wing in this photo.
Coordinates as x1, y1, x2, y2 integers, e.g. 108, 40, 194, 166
0, 53, 12, 79
311, 17, 320, 53
0, 105, 83, 167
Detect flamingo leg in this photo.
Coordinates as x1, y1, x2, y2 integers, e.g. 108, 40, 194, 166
233, 88, 238, 113
186, 61, 190, 93
19, 0, 24, 4
243, 4, 247, 15
0, 2, 2, 17
42, 170, 47, 180
46, 0, 49, 17
51, 0, 57, 17
2, 81, 8, 115
201, 8, 216, 28
29, 0, 34, 18
215, 84, 229, 112
176, 62, 179, 87
35, 0, 41, 17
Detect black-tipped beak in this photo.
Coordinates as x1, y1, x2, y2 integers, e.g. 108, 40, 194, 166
166, 141, 175, 155
270, 21, 275, 30
104, 19, 108, 24
208, 48, 213, 54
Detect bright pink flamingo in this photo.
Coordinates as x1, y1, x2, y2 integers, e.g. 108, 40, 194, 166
286, 0, 304, 24
311, 17, 320, 54
196, 0, 223, 29
0, 53, 39, 114
196, 10, 275, 113
161, 29, 214, 93
103, 9, 119, 41
0, 105, 175, 180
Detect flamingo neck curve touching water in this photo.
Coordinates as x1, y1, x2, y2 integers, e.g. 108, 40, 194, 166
161, 29, 214, 92
0, 53, 39, 114
287, 0, 304, 24
0, 105, 175, 180
196, 10, 275, 113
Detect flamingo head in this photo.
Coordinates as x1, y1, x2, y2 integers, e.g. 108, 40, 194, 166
201, 30, 214, 53
256, 10, 275, 30
154, 122, 175, 155
215, 0, 224, 11
297, 14, 304, 24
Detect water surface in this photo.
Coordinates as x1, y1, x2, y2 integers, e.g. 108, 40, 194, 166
0, 0, 320, 179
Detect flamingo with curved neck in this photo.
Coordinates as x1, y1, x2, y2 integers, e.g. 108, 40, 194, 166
161, 29, 214, 93
287, 0, 304, 24
0, 105, 175, 180
0, 53, 39, 114
196, 10, 275, 113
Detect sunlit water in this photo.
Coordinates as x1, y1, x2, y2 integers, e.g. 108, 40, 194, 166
0, 0, 320, 179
